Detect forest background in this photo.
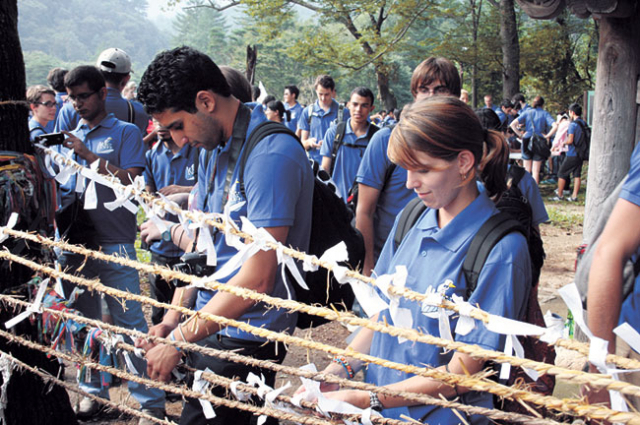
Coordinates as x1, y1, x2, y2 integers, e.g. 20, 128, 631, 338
18, 0, 598, 115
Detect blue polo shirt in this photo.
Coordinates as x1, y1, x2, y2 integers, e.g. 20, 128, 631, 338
284, 102, 304, 133
29, 117, 47, 142
509, 165, 549, 226
355, 127, 415, 260
367, 191, 530, 422
618, 143, 640, 335
496, 108, 507, 125
517, 107, 555, 139
55, 87, 149, 135
144, 142, 198, 258
320, 119, 375, 200
297, 99, 350, 163
57, 114, 145, 245
566, 118, 585, 157
196, 107, 314, 342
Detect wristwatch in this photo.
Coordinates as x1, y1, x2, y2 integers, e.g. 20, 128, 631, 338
161, 224, 174, 242
369, 391, 384, 412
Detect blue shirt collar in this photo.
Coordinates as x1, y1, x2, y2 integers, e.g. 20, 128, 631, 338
415, 190, 495, 252
79, 113, 118, 132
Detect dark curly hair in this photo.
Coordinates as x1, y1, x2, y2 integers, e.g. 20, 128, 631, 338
138, 46, 231, 115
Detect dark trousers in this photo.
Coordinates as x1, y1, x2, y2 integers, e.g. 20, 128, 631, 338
149, 253, 181, 325
180, 334, 286, 425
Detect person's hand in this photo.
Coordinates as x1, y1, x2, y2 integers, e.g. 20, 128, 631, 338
140, 219, 168, 244
304, 138, 321, 150
135, 320, 178, 352
146, 341, 182, 382
293, 381, 340, 398
61, 131, 93, 160
159, 185, 193, 196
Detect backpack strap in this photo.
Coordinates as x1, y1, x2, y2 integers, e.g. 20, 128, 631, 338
202, 103, 252, 212
393, 198, 426, 249
337, 103, 345, 123
238, 121, 303, 198
307, 104, 314, 126
330, 122, 348, 175
462, 212, 527, 298
127, 100, 135, 124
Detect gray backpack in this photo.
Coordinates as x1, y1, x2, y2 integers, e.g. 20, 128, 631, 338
575, 176, 640, 307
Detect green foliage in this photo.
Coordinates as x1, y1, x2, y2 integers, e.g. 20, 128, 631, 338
19, 0, 170, 85
519, 13, 597, 112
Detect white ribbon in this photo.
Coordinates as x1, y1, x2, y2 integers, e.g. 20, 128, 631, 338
103, 180, 138, 214
80, 161, 102, 210
53, 149, 77, 185
195, 219, 217, 267
223, 200, 245, 250
454, 298, 476, 336
276, 246, 308, 300
193, 369, 216, 419
0, 213, 19, 243
5, 278, 50, 329
230, 381, 252, 402
102, 334, 139, 375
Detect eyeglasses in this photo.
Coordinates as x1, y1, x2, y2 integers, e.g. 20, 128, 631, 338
68, 91, 98, 103
35, 101, 57, 108
417, 85, 451, 96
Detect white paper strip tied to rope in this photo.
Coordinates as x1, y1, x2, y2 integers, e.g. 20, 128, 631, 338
292, 364, 379, 425
81, 161, 100, 210
102, 333, 139, 375
103, 175, 140, 215
0, 213, 18, 244
324, 243, 388, 319
194, 218, 217, 267
5, 278, 50, 329
376, 267, 413, 343
53, 149, 77, 185
0, 354, 15, 425
246, 372, 297, 425
193, 369, 216, 419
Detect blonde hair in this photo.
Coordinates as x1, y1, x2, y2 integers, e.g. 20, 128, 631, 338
26, 85, 55, 104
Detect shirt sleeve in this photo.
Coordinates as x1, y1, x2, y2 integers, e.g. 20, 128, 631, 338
567, 121, 577, 136
320, 125, 337, 158
243, 134, 306, 227
118, 125, 146, 170
621, 143, 640, 207
356, 129, 391, 190
143, 150, 155, 190
518, 172, 549, 225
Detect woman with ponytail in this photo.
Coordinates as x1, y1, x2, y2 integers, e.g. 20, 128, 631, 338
302, 97, 531, 424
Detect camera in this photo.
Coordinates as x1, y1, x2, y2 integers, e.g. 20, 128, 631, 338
172, 252, 216, 287
34, 132, 65, 147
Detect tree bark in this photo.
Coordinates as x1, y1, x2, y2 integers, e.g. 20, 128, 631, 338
246, 45, 257, 85
376, 65, 397, 111
0, 0, 30, 153
500, 0, 520, 100
583, 7, 640, 239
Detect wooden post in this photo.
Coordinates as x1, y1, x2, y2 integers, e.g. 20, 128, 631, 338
584, 7, 640, 239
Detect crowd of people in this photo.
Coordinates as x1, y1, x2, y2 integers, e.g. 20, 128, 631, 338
21, 45, 639, 425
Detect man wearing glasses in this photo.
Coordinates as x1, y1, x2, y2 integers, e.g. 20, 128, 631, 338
55, 48, 149, 135
56, 65, 166, 424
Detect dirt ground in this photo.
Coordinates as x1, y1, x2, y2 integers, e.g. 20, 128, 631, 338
69, 193, 588, 424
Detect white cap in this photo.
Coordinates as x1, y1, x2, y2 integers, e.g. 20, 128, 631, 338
96, 48, 132, 74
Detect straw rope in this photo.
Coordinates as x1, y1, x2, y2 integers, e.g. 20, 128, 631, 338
4, 227, 640, 375
1, 251, 638, 423
0, 294, 561, 425
0, 349, 175, 424
0, 330, 346, 425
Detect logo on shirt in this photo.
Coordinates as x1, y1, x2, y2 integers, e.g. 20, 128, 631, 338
96, 137, 114, 154
185, 164, 195, 181
422, 279, 457, 317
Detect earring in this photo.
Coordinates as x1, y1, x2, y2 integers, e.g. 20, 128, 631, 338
461, 172, 467, 181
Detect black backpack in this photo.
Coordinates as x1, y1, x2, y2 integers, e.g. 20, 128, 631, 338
574, 119, 591, 161
393, 168, 555, 419
238, 121, 365, 328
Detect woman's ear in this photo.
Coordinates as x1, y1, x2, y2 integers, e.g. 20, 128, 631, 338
457, 150, 475, 175
195, 90, 216, 113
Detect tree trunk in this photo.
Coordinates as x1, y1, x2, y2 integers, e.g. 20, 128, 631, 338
0, 2, 77, 424
0, 0, 30, 153
500, 0, 520, 100
375, 65, 397, 111
246, 45, 257, 85
583, 7, 640, 239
